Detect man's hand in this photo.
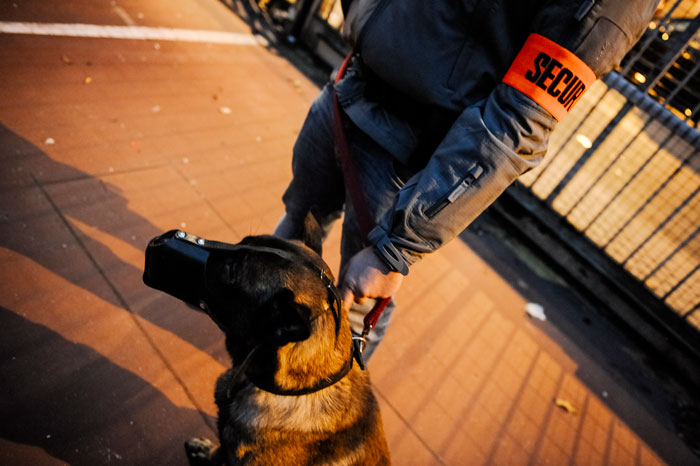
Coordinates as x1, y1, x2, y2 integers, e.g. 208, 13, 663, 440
339, 246, 404, 312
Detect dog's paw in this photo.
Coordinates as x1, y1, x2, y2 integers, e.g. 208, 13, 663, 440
185, 438, 220, 466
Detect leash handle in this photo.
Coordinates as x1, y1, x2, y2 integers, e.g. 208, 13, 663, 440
333, 51, 393, 349
355, 296, 391, 356
364, 297, 391, 332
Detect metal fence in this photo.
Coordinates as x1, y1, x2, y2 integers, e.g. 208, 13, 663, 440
519, 0, 700, 332
230, 0, 700, 337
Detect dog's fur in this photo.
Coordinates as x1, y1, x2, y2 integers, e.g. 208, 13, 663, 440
185, 215, 390, 465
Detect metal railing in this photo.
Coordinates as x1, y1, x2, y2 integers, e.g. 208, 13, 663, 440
223, 0, 700, 338
519, 1, 700, 332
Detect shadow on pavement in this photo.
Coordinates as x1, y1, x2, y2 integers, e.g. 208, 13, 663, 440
0, 124, 225, 358
0, 306, 216, 465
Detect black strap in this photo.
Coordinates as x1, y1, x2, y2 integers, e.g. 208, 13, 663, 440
174, 231, 344, 337
245, 342, 361, 396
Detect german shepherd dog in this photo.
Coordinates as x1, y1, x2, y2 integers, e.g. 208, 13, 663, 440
182, 215, 390, 465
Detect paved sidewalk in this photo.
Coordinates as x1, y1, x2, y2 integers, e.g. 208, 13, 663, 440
0, 1, 696, 465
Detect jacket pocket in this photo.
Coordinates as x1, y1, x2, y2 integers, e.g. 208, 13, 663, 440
573, 0, 657, 76
424, 163, 484, 219
575, 16, 630, 76
447, 0, 489, 90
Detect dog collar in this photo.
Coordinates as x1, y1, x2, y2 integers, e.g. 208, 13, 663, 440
244, 339, 365, 397
223, 339, 363, 398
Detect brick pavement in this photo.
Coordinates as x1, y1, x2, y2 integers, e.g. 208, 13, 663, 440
0, 1, 696, 465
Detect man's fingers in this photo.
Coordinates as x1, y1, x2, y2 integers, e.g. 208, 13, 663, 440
341, 294, 369, 314
340, 286, 354, 312
340, 281, 369, 311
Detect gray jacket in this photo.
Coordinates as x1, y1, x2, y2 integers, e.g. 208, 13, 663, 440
336, 0, 657, 272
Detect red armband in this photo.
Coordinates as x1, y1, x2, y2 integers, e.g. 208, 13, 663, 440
503, 33, 596, 121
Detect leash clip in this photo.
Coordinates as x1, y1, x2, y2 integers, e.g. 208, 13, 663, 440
351, 335, 367, 370
349, 296, 391, 370
352, 334, 368, 354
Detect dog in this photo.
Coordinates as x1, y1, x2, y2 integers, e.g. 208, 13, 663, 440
183, 214, 390, 465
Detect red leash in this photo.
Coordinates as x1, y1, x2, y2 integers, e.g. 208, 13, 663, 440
332, 51, 392, 351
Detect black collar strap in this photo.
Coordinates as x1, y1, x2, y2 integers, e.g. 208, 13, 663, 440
232, 340, 365, 397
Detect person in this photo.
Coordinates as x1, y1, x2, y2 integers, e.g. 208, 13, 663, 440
274, 0, 658, 359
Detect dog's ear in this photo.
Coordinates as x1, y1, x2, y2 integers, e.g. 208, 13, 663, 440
299, 212, 323, 256
264, 289, 311, 346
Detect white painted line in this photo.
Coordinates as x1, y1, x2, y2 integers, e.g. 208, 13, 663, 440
0, 21, 258, 45
112, 6, 136, 26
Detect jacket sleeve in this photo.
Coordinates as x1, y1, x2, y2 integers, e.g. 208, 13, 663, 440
370, 83, 554, 271
369, 0, 658, 273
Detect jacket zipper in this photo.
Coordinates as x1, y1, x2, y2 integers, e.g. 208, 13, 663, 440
424, 164, 484, 219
